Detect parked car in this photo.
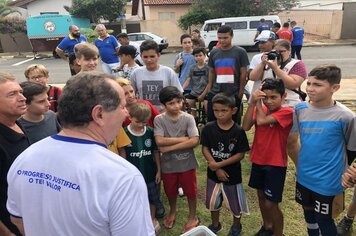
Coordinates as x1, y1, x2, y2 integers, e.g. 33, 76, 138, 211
127, 32, 169, 52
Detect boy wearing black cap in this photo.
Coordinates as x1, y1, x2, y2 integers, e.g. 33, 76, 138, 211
117, 45, 140, 79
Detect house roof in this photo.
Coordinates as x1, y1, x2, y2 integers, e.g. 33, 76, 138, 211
144, 0, 192, 5
8, 0, 37, 8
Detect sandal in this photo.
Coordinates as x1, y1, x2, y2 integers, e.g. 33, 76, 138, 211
182, 217, 200, 233
153, 219, 161, 234
163, 215, 176, 229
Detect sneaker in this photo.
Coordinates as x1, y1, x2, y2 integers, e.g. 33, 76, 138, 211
228, 225, 242, 236
337, 216, 354, 235
255, 226, 273, 236
178, 187, 184, 197
208, 222, 222, 234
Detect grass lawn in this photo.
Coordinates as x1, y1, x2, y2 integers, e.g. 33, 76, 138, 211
156, 101, 355, 236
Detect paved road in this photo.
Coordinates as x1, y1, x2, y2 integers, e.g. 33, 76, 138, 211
0, 45, 355, 85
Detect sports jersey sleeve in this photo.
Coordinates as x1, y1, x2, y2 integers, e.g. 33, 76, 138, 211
109, 175, 155, 236
57, 37, 69, 51
271, 107, 294, 128
110, 35, 120, 48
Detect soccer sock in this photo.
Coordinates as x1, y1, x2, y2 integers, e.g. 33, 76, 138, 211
345, 214, 355, 220
315, 215, 337, 236
303, 209, 319, 236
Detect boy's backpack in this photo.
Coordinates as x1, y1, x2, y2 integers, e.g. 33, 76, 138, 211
48, 85, 59, 112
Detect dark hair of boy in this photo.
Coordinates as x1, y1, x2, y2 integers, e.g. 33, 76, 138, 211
212, 92, 236, 108
192, 47, 206, 56
191, 38, 200, 47
116, 33, 128, 39
140, 39, 159, 54
128, 102, 152, 123
159, 86, 184, 105
74, 43, 99, 60
308, 64, 341, 85
273, 22, 281, 29
20, 81, 48, 104
261, 78, 285, 96
217, 25, 233, 36
283, 22, 290, 28
192, 29, 200, 34
180, 33, 192, 44
118, 45, 137, 58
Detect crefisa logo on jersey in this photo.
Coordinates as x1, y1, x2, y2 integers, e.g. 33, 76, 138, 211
44, 21, 56, 32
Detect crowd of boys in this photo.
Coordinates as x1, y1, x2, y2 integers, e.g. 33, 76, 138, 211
0, 22, 355, 236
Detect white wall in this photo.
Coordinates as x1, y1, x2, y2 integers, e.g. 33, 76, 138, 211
26, 0, 72, 16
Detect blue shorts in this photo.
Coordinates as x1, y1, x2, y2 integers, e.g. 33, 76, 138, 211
248, 163, 287, 203
206, 178, 249, 217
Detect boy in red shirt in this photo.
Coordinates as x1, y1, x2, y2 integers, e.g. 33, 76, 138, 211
242, 79, 293, 236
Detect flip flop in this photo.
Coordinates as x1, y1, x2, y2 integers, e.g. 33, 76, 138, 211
163, 215, 176, 229
182, 217, 200, 233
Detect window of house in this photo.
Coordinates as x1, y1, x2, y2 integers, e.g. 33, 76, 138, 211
158, 12, 176, 20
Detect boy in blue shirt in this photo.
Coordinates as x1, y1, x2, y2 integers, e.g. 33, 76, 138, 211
173, 34, 196, 94
295, 64, 356, 236
201, 92, 250, 236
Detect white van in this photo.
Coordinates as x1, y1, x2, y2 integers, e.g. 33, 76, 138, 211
201, 15, 281, 51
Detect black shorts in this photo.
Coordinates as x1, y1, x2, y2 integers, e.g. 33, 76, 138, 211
295, 182, 345, 218
248, 163, 287, 203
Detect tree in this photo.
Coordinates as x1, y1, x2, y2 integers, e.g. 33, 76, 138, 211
0, 0, 20, 17
0, 16, 26, 55
64, 0, 127, 23
179, 0, 299, 30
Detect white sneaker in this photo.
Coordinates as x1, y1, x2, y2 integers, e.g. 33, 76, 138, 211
178, 187, 184, 197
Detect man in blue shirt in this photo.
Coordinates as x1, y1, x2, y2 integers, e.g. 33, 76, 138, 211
94, 24, 120, 76
290, 21, 304, 60
55, 25, 87, 75
254, 18, 270, 41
